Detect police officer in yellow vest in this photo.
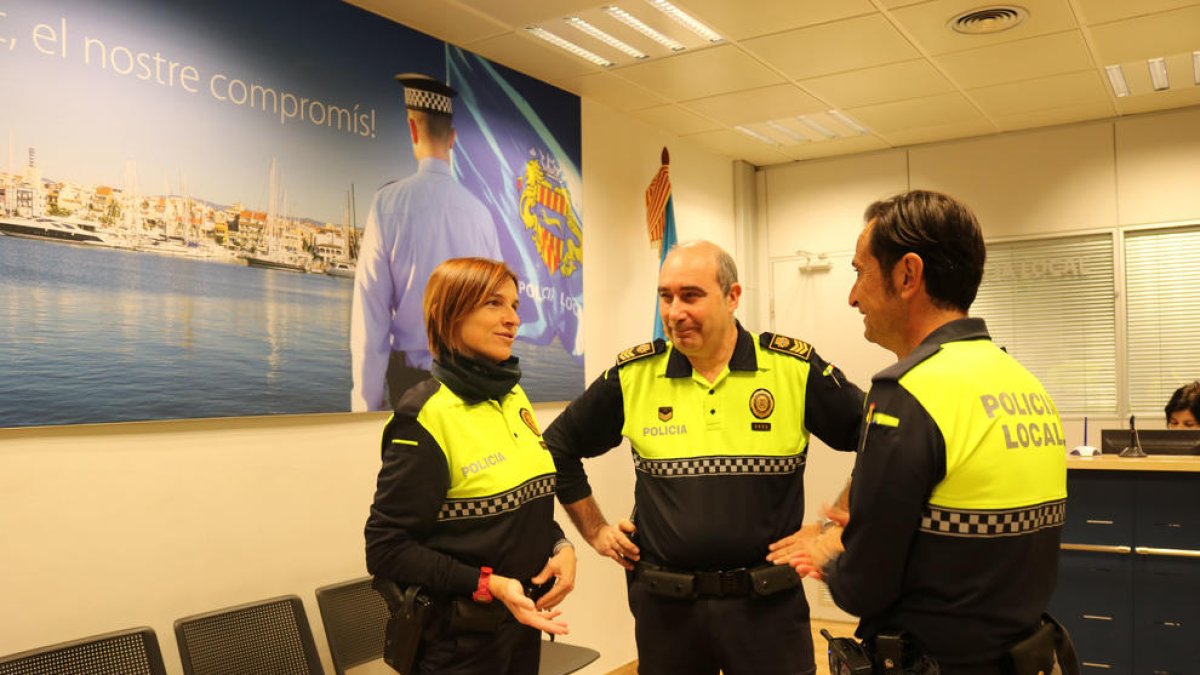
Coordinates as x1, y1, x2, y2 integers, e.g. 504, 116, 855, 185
545, 241, 865, 675
365, 257, 575, 675
795, 191, 1072, 674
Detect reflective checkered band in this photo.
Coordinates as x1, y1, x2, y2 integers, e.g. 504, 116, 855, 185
920, 499, 1065, 538
632, 452, 805, 478
438, 474, 555, 521
404, 88, 452, 114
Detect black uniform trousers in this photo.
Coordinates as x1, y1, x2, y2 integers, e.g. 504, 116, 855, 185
416, 614, 541, 675
628, 574, 815, 675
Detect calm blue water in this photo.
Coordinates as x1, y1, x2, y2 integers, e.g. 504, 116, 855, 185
0, 236, 581, 428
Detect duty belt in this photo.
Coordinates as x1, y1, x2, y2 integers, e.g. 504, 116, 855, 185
634, 562, 800, 599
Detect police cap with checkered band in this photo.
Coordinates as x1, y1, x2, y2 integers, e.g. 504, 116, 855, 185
394, 73, 456, 116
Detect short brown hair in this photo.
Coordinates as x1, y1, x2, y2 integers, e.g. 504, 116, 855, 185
423, 257, 519, 360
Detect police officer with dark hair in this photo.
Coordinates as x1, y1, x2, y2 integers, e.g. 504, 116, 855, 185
545, 240, 865, 675
794, 190, 1075, 674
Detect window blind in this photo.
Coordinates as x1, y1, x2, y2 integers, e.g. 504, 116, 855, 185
972, 234, 1117, 414
1124, 224, 1200, 416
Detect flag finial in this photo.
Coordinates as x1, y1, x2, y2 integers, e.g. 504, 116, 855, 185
661, 147, 670, 166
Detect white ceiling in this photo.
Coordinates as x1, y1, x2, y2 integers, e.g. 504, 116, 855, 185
347, 0, 1200, 166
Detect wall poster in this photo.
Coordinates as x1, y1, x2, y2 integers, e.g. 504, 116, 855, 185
0, 0, 584, 427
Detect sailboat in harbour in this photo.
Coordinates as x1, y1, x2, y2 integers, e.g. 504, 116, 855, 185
245, 159, 308, 273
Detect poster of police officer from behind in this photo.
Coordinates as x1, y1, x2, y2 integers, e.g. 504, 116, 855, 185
0, 0, 583, 428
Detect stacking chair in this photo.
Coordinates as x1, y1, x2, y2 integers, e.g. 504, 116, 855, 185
314, 577, 390, 675
0, 626, 167, 675
175, 595, 323, 675
539, 639, 600, 675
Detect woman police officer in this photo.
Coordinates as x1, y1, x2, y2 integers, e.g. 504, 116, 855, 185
366, 257, 575, 674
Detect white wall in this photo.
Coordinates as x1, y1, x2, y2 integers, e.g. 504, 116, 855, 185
761, 105, 1200, 618
0, 99, 735, 675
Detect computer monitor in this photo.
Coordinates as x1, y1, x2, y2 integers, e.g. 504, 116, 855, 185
1099, 428, 1200, 455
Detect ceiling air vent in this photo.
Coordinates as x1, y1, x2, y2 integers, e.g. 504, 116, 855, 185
949, 6, 1028, 35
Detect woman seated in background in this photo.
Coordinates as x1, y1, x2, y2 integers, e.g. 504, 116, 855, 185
366, 257, 575, 675
1166, 381, 1200, 429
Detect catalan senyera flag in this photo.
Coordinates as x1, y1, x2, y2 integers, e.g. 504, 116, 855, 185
646, 148, 677, 342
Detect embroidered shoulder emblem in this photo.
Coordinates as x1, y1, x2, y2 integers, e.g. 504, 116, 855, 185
761, 332, 812, 361
615, 339, 665, 367
519, 408, 541, 436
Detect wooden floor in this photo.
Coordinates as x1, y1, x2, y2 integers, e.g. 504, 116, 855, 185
604, 619, 857, 675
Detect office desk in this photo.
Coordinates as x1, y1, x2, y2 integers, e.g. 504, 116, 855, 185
1052, 456, 1200, 672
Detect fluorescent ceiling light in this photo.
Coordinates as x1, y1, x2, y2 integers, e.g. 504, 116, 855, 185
827, 110, 869, 135
525, 26, 614, 67
1194, 51, 1200, 85
1147, 57, 1169, 91
1104, 64, 1129, 98
765, 121, 807, 143
604, 6, 685, 52
734, 125, 778, 145
797, 115, 838, 140
565, 17, 647, 60
646, 0, 722, 43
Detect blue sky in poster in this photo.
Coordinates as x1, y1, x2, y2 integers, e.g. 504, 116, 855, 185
0, 0, 442, 224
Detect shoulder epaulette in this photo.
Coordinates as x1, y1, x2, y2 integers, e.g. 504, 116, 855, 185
760, 332, 813, 361
614, 339, 666, 367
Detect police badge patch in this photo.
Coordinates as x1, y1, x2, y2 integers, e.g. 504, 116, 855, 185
749, 389, 775, 419
519, 408, 541, 436
658, 406, 673, 422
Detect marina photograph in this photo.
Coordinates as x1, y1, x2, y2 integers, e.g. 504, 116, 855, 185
0, 0, 584, 428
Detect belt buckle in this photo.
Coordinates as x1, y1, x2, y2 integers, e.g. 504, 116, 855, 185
718, 568, 747, 596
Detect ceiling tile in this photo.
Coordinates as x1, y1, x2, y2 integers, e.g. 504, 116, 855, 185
799, 59, 955, 108
1087, 5, 1200, 64
876, 119, 997, 147
779, 135, 891, 161
347, 0, 510, 45
992, 101, 1118, 131
465, 31, 602, 82
741, 14, 920, 80
1073, 0, 1200, 26
631, 105, 724, 136
683, 129, 793, 166
935, 30, 1095, 89
846, 92, 985, 132
888, 0, 1080, 55
556, 72, 672, 112
1114, 84, 1200, 115
452, 0, 597, 27
876, 0, 932, 7
969, 70, 1111, 117
673, 0, 877, 40
682, 84, 825, 126
613, 45, 784, 101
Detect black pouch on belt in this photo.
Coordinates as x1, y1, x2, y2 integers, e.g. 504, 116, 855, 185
638, 565, 696, 599
1005, 621, 1057, 675
373, 579, 432, 675
448, 596, 508, 634
748, 564, 801, 597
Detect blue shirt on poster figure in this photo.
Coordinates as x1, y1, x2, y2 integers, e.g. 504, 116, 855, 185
351, 74, 501, 412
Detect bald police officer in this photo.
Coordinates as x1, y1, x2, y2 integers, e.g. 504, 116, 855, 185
545, 241, 865, 675
798, 191, 1073, 674
351, 73, 501, 411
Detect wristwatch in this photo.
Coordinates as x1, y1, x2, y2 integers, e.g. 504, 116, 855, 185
473, 566, 494, 603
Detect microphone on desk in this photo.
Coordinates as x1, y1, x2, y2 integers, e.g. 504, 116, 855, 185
1119, 414, 1147, 458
